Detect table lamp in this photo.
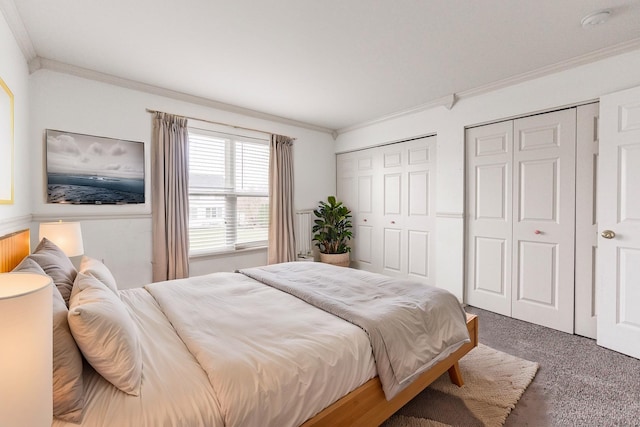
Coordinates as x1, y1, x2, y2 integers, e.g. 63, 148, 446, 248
0, 272, 53, 426
39, 221, 84, 256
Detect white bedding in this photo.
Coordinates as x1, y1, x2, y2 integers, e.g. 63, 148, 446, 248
54, 273, 377, 427
240, 262, 470, 400
53, 288, 224, 427
145, 273, 377, 427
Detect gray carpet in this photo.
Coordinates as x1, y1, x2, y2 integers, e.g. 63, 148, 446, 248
466, 306, 640, 427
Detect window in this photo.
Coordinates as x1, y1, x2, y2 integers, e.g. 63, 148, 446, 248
188, 128, 270, 255
205, 207, 219, 219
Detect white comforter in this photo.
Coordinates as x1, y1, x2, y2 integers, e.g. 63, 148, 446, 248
145, 272, 377, 427
240, 262, 470, 399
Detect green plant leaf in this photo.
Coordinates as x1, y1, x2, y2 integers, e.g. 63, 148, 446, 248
311, 196, 353, 254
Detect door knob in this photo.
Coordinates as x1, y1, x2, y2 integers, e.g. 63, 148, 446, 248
601, 230, 616, 239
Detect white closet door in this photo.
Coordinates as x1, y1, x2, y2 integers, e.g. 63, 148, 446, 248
575, 103, 599, 339
336, 152, 358, 216
355, 149, 381, 272
336, 152, 358, 262
597, 86, 640, 359
511, 109, 576, 333
405, 138, 436, 285
465, 121, 513, 316
337, 136, 436, 284
381, 145, 405, 277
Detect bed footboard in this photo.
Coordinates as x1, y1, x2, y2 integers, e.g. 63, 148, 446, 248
302, 313, 478, 427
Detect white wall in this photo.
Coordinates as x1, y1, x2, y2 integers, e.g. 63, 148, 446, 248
335, 49, 640, 300
29, 70, 336, 288
0, 14, 31, 236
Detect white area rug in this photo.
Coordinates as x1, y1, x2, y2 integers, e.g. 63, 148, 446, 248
383, 344, 539, 427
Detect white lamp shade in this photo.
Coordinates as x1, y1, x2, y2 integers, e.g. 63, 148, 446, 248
39, 221, 85, 256
0, 272, 53, 427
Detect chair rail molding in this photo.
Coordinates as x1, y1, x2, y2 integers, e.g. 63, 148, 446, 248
31, 213, 152, 222
0, 214, 32, 236
436, 212, 464, 219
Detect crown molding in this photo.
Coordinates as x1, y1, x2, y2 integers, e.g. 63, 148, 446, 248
32, 57, 336, 136
0, 0, 36, 61
337, 38, 640, 136
27, 55, 41, 73
455, 37, 640, 102
337, 94, 456, 135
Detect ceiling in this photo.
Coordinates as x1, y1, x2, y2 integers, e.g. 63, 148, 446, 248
6, 0, 640, 132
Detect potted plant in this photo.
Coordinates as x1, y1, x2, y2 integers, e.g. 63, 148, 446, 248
312, 196, 353, 267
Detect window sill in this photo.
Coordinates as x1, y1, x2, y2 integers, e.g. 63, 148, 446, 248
189, 245, 267, 260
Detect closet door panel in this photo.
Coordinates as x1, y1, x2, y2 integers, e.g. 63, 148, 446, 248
516, 240, 558, 305
336, 154, 356, 211
355, 156, 377, 271
358, 175, 373, 214
405, 138, 436, 284
336, 153, 357, 265
511, 109, 576, 333
465, 121, 513, 316
358, 156, 373, 171
518, 159, 558, 222
476, 164, 508, 220
356, 225, 373, 265
338, 176, 356, 208
619, 145, 640, 221
383, 228, 402, 273
408, 171, 429, 216
408, 230, 429, 278
408, 145, 430, 164
384, 151, 402, 168
347, 148, 380, 272
381, 145, 405, 276
473, 236, 508, 295
384, 173, 402, 215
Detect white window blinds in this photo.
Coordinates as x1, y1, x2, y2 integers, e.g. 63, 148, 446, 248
188, 129, 269, 254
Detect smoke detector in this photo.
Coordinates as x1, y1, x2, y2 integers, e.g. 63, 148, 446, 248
581, 9, 612, 28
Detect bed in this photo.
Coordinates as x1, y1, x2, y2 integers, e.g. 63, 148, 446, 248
0, 229, 478, 427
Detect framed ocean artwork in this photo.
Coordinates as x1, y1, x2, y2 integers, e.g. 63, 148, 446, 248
45, 129, 145, 204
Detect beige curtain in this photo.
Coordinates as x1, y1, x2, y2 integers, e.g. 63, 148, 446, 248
268, 134, 296, 264
151, 112, 190, 281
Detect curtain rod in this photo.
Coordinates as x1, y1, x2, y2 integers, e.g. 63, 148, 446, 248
145, 108, 296, 140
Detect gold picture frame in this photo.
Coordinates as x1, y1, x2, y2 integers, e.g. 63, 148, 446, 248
0, 77, 14, 204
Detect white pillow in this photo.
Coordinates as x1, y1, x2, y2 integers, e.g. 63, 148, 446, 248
68, 273, 142, 396
79, 256, 118, 294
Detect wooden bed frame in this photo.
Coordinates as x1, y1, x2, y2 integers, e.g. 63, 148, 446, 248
0, 229, 478, 427
303, 313, 478, 426
0, 229, 30, 273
